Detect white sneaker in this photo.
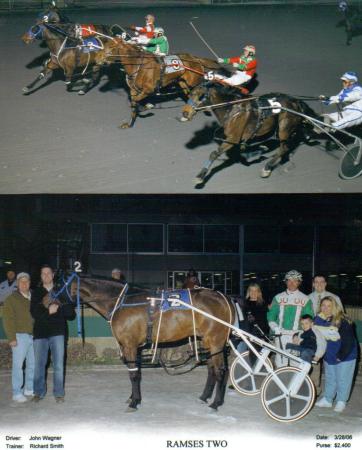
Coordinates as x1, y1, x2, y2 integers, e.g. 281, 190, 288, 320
13, 394, 28, 403
315, 397, 332, 408
334, 401, 346, 412
24, 390, 34, 397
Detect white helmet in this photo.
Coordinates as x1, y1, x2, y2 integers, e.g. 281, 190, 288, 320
154, 27, 164, 36
340, 71, 358, 83
284, 270, 303, 282
243, 45, 256, 56
338, 1, 348, 12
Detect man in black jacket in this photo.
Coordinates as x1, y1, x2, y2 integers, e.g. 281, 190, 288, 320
30, 265, 75, 403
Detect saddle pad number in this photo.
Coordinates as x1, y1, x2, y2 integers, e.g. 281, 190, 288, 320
171, 59, 180, 70
268, 98, 282, 114
204, 71, 214, 81
168, 295, 182, 307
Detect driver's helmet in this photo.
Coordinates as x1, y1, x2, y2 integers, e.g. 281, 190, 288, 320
243, 45, 256, 56
145, 14, 155, 23
338, 1, 348, 12
154, 27, 164, 36
340, 71, 358, 83
284, 270, 303, 282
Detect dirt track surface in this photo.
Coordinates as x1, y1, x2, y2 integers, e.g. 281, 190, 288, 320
0, 365, 361, 450
1, 5, 362, 193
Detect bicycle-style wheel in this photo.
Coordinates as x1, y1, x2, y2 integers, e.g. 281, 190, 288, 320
230, 351, 273, 396
261, 367, 315, 422
339, 143, 362, 179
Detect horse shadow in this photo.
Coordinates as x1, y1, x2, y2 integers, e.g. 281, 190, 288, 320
194, 131, 305, 189
98, 64, 127, 92
185, 121, 220, 149
25, 51, 50, 69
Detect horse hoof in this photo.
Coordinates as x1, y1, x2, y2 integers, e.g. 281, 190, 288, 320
119, 123, 130, 129
260, 168, 272, 178
198, 397, 208, 404
179, 116, 189, 122
144, 103, 154, 110
125, 406, 137, 413
22, 87, 29, 94
78, 90, 85, 96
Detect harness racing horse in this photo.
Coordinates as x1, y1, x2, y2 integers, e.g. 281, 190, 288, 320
70, 277, 234, 412
101, 37, 224, 128
21, 21, 116, 95
181, 84, 317, 183
338, 0, 362, 45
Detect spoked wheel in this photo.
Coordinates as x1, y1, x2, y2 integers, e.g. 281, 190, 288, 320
261, 367, 315, 422
339, 143, 362, 179
230, 351, 273, 396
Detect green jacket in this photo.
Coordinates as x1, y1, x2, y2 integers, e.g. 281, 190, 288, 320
145, 36, 169, 55
3, 291, 34, 341
267, 290, 314, 331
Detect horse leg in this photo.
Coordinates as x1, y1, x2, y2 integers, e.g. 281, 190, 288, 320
78, 64, 101, 96
195, 142, 233, 185
123, 346, 142, 411
260, 140, 289, 178
22, 59, 56, 94
209, 348, 229, 411
120, 99, 139, 129
199, 363, 217, 403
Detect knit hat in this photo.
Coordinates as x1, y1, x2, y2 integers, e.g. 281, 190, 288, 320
16, 272, 30, 281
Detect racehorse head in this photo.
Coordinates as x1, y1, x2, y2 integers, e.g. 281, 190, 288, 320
21, 24, 46, 44
37, 2, 69, 25
181, 83, 209, 121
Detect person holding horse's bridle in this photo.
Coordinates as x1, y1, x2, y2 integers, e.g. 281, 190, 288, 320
215, 44, 258, 94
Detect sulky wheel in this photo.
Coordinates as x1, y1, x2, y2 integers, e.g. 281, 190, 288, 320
339, 143, 362, 180
261, 366, 315, 423
230, 351, 273, 396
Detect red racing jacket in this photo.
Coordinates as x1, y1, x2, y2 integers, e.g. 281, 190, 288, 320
222, 56, 258, 77
135, 23, 155, 39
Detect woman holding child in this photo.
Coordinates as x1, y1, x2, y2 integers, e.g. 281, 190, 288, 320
314, 296, 358, 413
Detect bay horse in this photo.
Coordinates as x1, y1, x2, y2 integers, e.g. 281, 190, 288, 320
70, 277, 234, 411
21, 21, 116, 95
338, 1, 362, 45
100, 37, 224, 128
181, 83, 317, 183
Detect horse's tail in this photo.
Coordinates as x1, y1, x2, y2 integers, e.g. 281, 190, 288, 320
297, 99, 319, 120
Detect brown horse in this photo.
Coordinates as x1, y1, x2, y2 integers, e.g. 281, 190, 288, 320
181, 83, 317, 183
70, 277, 234, 411
21, 21, 116, 95
100, 37, 223, 128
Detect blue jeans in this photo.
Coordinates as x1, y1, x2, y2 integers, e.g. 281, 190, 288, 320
323, 359, 356, 403
33, 335, 65, 398
12, 333, 34, 397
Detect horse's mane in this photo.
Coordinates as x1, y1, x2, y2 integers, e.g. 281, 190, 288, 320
79, 275, 150, 295
43, 22, 80, 44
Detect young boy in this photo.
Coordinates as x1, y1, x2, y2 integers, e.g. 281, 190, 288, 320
286, 314, 326, 363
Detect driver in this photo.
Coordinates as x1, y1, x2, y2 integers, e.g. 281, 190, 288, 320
214, 44, 257, 89
129, 14, 156, 40
319, 72, 362, 130
267, 270, 314, 368
143, 27, 169, 56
